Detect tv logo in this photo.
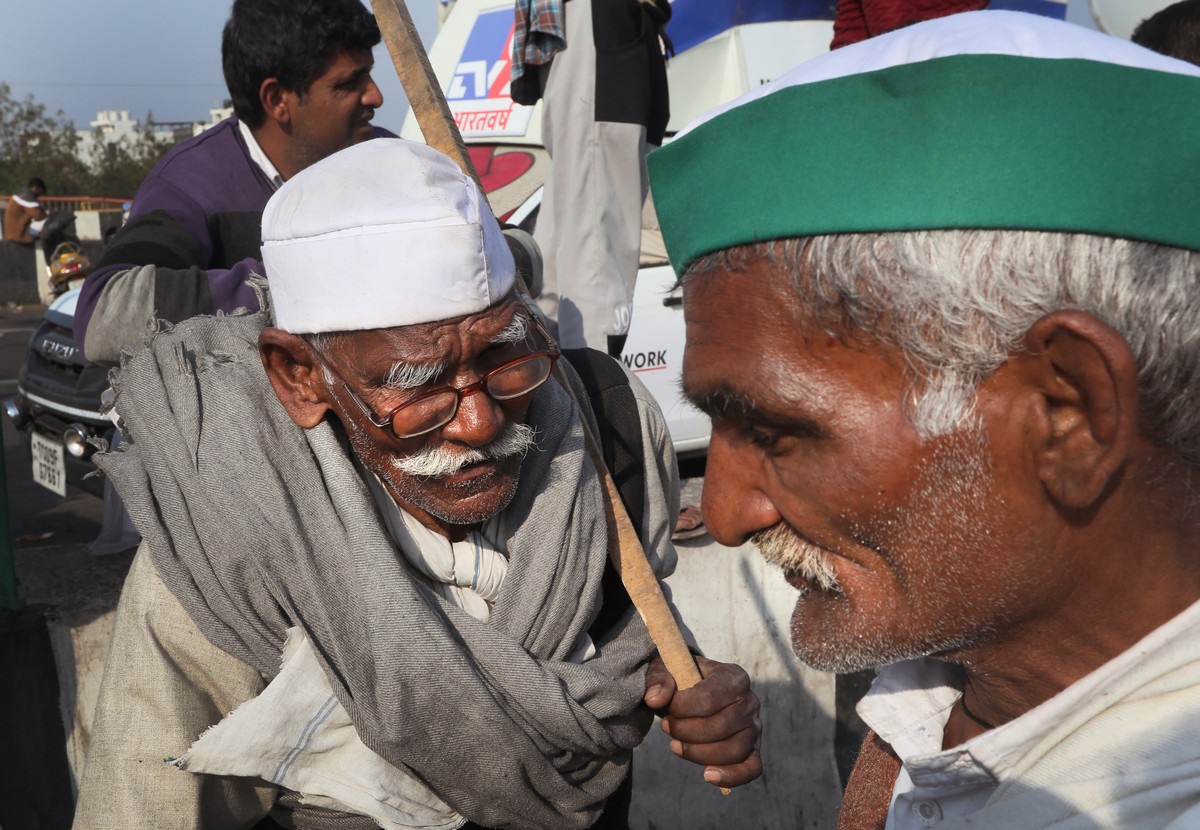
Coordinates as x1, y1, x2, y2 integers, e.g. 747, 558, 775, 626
444, 6, 534, 138
447, 8, 514, 102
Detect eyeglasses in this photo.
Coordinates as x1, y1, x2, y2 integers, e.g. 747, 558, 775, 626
314, 317, 560, 439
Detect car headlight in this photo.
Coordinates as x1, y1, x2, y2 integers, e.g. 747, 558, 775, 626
3, 397, 27, 427
63, 424, 89, 458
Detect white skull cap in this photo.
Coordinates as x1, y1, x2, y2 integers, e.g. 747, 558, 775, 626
261, 138, 515, 333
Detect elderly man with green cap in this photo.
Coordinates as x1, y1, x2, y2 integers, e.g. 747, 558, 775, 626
649, 10, 1200, 830
74, 138, 761, 829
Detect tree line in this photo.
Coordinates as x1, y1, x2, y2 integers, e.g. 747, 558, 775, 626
0, 82, 176, 201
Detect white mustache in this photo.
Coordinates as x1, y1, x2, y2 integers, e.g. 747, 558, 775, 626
394, 420, 538, 478
752, 523, 842, 593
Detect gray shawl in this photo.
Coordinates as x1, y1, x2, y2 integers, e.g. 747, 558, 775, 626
97, 308, 657, 830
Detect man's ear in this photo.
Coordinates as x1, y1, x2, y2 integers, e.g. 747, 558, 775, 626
258, 77, 293, 129
1021, 310, 1139, 510
259, 327, 331, 429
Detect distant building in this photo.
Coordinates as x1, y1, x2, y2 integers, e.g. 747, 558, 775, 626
72, 103, 235, 164
195, 103, 234, 136
88, 110, 146, 144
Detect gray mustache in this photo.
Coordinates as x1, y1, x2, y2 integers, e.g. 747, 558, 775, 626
394, 421, 538, 478
751, 523, 842, 594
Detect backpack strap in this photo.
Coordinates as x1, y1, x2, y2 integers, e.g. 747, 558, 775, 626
561, 348, 646, 641
561, 348, 646, 536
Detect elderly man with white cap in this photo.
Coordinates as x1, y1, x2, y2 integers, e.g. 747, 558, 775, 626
648, 9, 1200, 830
73, 139, 761, 830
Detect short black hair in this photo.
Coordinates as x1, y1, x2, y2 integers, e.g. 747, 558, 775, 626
221, 0, 382, 128
27, 177, 46, 192
1133, 0, 1200, 66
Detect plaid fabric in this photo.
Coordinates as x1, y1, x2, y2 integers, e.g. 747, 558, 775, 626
511, 0, 567, 93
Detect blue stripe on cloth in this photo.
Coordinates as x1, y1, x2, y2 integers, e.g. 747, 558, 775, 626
273, 694, 340, 782
667, 0, 1066, 58
471, 533, 482, 591
987, 0, 1068, 18
669, 0, 837, 56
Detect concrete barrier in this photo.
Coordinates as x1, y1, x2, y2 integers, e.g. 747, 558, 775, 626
0, 240, 39, 305
0, 207, 123, 306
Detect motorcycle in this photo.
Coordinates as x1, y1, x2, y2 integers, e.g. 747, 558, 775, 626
38, 211, 93, 297
46, 241, 93, 297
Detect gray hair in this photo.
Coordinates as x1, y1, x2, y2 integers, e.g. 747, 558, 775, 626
301, 331, 345, 388
300, 298, 534, 390
686, 230, 1200, 466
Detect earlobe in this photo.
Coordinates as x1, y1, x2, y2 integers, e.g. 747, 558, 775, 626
259, 328, 330, 429
1022, 311, 1139, 510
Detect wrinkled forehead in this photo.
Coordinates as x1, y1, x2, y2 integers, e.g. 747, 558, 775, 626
683, 239, 898, 345
682, 249, 828, 341
338, 294, 527, 368
681, 256, 904, 403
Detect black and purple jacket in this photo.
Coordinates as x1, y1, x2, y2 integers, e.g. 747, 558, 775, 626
75, 118, 393, 363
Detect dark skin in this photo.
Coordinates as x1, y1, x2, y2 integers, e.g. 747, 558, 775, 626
253, 47, 383, 181
259, 298, 763, 787
682, 259, 1200, 748
644, 655, 763, 787
262, 299, 532, 539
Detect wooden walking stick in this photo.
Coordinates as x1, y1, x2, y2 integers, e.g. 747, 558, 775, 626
370, 0, 482, 194
369, 0, 723, 758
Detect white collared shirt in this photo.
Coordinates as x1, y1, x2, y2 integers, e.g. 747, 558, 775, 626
858, 599, 1200, 829
237, 119, 284, 190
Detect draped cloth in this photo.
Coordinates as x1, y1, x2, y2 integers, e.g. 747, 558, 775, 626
96, 303, 659, 830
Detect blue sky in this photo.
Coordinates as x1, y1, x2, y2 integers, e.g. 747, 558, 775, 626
1, 0, 1112, 137
0, 0, 441, 136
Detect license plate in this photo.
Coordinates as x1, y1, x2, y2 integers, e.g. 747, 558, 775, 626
31, 431, 67, 497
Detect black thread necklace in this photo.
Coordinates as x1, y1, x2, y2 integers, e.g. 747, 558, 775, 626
959, 691, 997, 731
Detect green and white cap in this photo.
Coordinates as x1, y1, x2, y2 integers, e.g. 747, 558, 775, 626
647, 10, 1200, 276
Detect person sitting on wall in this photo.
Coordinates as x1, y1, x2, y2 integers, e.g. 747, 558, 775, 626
3, 177, 47, 246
